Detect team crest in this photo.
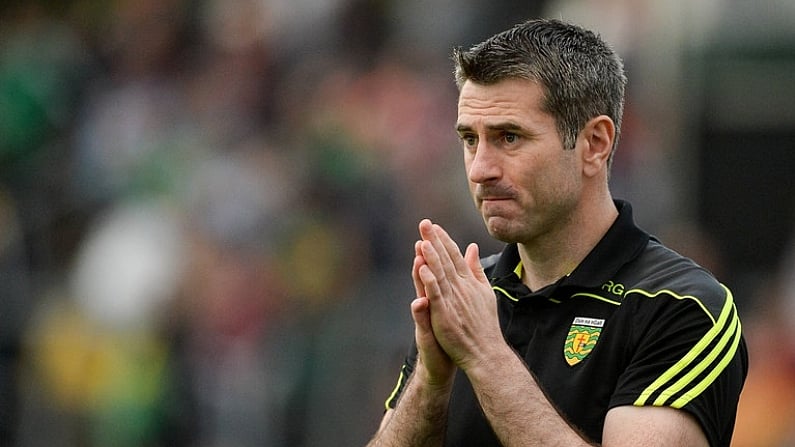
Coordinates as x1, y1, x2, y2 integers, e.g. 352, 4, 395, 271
564, 317, 605, 366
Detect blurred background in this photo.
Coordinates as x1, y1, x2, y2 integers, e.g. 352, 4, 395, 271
0, 0, 793, 446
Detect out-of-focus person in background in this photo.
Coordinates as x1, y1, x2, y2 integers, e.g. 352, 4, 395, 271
0, 0, 793, 446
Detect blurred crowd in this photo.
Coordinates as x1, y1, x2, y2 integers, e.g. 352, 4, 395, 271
1, 0, 793, 446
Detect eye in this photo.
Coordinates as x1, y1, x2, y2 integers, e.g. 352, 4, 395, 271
503, 132, 519, 144
460, 134, 477, 148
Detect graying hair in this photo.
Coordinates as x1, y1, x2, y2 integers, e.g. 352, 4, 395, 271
453, 19, 627, 166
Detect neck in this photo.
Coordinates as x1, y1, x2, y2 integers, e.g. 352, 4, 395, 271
517, 193, 617, 291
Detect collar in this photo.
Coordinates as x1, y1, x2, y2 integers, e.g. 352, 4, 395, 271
489, 200, 649, 301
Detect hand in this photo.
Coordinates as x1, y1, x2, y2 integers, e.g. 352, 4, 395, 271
411, 240, 455, 388
416, 219, 503, 372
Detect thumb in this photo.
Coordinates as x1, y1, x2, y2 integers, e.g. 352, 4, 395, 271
411, 297, 442, 359
411, 297, 432, 332
464, 242, 487, 282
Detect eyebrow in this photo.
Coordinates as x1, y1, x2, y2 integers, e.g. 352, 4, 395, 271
455, 122, 525, 134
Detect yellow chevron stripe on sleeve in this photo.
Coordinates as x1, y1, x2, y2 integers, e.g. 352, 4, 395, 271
633, 284, 739, 407
385, 365, 410, 410
671, 316, 742, 408
653, 302, 740, 406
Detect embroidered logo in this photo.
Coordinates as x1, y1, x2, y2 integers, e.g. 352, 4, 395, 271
564, 317, 605, 366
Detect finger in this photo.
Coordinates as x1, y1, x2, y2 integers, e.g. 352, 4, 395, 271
412, 241, 426, 298
419, 238, 454, 299
418, 218, 434, 237
418, 220, 454, 279
433, 223, 470, 277
410, 297, 430, 323
410, 297, 454, 383
418, 262, 442, 299
421, 222, 469, 289
464, 242, 488, 283
418, 219, 441, 256
410, 297, 436, 355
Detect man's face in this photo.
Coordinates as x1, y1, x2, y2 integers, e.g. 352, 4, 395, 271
456, 78, 583, 245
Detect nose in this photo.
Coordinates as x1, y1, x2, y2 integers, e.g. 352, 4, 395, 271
467, 142, 501, 185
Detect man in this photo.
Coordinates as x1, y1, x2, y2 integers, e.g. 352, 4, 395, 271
367, 18, 747, 447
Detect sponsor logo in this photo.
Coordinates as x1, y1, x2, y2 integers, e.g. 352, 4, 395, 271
564, 317, 604, 366
601, 281, 625, 296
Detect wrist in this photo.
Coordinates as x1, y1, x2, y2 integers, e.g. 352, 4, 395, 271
415, 359, 456, 393
461, 340, 518, 380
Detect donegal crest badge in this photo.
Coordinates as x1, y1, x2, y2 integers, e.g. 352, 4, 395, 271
564, 317, 605, 366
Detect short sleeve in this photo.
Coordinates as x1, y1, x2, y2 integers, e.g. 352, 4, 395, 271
608, 285, 747, 447
384, 342, 418, 410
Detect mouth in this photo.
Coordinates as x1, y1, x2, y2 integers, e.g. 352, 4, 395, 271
476, 185, 515, 201
478, 196, 515, 211
477, 191, 515, 203
479, 198, 511, 206
475, 185, 517, 212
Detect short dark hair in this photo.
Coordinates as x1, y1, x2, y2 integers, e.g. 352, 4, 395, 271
453, 19, 627, 165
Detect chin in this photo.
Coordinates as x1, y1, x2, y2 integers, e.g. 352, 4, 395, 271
484, 217, 521, 243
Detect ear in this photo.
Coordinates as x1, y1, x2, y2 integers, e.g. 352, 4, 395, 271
580, 115, 615, 178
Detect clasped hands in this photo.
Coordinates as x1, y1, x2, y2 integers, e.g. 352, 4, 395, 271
411, 219, 504, 387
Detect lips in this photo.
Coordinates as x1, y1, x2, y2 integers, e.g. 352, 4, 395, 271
476, 185, 515, 202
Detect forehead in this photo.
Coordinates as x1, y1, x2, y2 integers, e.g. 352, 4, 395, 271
456, 78, 550, 130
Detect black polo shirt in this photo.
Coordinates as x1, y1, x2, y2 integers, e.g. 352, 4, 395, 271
385, 200, 747, 447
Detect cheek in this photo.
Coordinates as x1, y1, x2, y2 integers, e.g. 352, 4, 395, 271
543, 157, 583, 203
521, 154, 579, 202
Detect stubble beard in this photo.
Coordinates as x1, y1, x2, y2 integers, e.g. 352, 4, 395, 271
481, 207, 531, 244
480, 194, 578, 248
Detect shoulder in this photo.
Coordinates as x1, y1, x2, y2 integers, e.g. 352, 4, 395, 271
620, 238, 733, 323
